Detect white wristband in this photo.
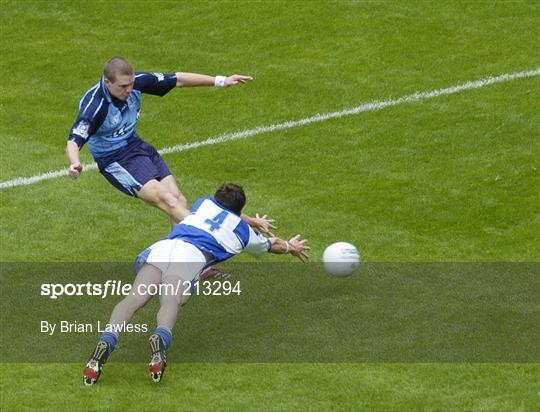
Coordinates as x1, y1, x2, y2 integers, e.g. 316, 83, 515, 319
214, 75, 226, 88
284, 241, 290, 254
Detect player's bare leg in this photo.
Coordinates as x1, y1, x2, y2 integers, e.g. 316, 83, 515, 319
83, 264, 162, 386
159, 175, 188, 228
156, 275, 191, 329
107, 264, 162, 325
136, 178, 189, 225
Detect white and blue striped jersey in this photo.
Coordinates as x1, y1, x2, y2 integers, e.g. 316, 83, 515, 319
166, 197, 272, 263
68, 72, 177, 166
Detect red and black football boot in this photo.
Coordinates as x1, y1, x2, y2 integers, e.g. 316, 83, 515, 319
149, 334, 167, 383
83, 341, 110, 386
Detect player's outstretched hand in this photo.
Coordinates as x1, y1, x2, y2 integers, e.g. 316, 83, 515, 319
225, 74, 253, 87
253, 213, 277, 235
68, 162, 83, 180
288, 234, 310, 263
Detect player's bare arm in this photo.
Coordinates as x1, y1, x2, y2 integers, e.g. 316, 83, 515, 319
269, 234, 310, 262
66, 140, 83, 180
241, 213, 277, 235
175, 72, 253, 88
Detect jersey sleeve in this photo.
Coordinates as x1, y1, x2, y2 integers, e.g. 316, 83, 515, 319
133, 72, 177, 96
243, 227, 272, 257
67, 87, 107, 149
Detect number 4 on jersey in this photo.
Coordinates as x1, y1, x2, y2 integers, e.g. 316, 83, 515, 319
204, 210, 228, 231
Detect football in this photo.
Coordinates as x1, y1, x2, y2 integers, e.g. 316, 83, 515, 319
323, 242, 360, 277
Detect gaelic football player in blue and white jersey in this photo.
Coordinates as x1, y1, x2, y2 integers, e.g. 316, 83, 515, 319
65, 57, 273, 234
83, 183, 309, 385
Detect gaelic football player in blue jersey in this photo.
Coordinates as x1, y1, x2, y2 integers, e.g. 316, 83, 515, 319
83, 183, 309, 385
66, 57, 274, 233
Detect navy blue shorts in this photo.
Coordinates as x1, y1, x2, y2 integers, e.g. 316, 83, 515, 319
100, 141, 171, 197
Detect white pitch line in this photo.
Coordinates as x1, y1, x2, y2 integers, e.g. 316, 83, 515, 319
1, 67, 539, 190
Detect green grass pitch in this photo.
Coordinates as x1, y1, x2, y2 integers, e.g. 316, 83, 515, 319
1, 1, 539, 410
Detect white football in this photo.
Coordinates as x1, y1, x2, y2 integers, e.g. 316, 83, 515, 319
323, 242, 360, 277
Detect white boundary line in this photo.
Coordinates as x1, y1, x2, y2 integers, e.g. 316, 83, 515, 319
1, 68, 539, 190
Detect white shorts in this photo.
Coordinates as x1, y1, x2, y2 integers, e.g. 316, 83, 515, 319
144, 239, 207, 284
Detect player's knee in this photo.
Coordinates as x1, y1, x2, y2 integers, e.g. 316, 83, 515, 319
134, 294, 152, 309
176, 193, 187, 208
158, 191, 178, 209
115, 297, 135, 314
121, 293, 149, 311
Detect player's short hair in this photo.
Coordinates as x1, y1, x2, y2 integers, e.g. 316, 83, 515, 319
214, 183, 246, 215
103, 56, 134, 82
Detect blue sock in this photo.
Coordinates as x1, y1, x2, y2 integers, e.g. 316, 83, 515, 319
99, 331, 119, 353
154, 326, 172, 349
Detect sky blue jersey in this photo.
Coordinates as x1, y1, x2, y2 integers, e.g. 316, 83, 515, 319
67, 72, 177, 165
167, 197, 272, 263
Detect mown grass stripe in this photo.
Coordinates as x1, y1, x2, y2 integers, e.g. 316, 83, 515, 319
1, 67, 538, 190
